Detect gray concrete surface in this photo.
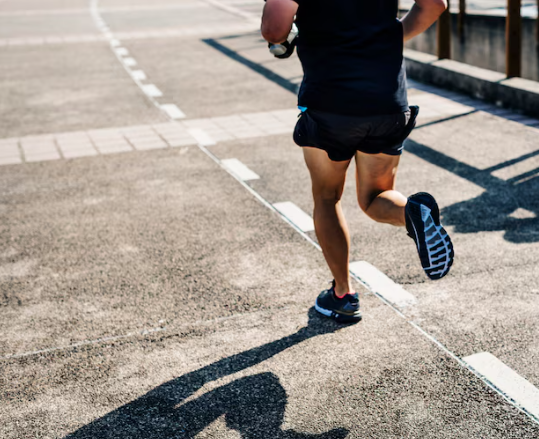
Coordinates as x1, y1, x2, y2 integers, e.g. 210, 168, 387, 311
405, 50, 539, 118
1, 0, 539, 438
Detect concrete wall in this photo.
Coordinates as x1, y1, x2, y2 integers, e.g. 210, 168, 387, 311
404, 12, 539, 82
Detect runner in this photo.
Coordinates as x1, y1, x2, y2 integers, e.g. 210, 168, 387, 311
261, 0, 454, 323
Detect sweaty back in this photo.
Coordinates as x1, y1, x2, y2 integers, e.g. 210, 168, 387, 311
294, 0, 408, 116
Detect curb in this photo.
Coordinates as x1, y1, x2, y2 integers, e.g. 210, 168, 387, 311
404, 49, 539, 118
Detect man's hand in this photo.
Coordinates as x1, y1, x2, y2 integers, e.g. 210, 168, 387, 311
401, 0, 447, 42
261, 0, 298, 44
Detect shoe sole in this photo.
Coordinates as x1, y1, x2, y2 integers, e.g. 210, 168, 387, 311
406, 193, 454, 280
314, 302, 362, 323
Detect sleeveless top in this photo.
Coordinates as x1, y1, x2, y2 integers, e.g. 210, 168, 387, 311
294, 0, 408, 116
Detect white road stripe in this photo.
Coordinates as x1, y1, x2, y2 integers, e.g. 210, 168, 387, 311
463, 352, 539, 419
187, 128, 216, 146
350, 261, 417, 307
202, 0, 258, 21
114, 47, 129, 57
141, 84, 163, 98
122, 57, 137, 67
273, 202, 314, 232
160, 104, 186, 120
221, 158, 260, 181
1, 327, 167, 359
130, 70, 147, 81
90, 0, 186, 120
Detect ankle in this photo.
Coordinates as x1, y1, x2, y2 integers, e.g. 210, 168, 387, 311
333, 281, 352, 298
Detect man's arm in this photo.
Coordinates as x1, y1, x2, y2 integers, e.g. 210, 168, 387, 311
261, 0, 298, 44
401, 0, 447, 42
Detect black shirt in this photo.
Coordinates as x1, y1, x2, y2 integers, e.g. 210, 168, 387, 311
294, 0, 408, 116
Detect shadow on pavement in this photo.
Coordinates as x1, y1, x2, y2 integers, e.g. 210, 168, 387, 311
202, 36, 299, 94
65, 308, 350, 439
407, 140, 539, 243
204, 31, 539, 243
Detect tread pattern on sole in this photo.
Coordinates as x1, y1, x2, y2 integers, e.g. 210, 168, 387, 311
406, 193, 454, 280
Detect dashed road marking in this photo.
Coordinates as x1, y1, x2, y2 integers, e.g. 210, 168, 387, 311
350, 261, 417, 307
141, 84, 163, 98
130, 70, 147, 81
188, 129, 539, 427
463, 352, 539, 420
221, 158, 260, 181
123, 57, 137, 67
114, 47, 129, 57
160, 104, 186, 120
89, 0, 186, 120
273, 202, 315, 232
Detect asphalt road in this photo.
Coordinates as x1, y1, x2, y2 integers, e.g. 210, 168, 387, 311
1, 0, 539, 438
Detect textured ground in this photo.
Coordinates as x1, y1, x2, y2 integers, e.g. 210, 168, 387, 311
1, 0, 539, 438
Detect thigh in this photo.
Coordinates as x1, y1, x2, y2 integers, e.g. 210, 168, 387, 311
355, 150, 401, 210
303, 147, 351, 201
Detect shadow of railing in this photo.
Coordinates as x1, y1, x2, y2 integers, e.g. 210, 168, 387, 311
64, 308, 350, 439
203, 36, 300, 94
407, 140, 539, 243
204, 31, 539, 244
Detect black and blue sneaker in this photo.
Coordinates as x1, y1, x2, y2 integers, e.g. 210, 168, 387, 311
314, 281, 362, 323
405, 192, 454, 280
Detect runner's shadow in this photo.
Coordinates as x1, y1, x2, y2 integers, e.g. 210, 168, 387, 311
406, 140, 539, 243
65, 308, 350, 439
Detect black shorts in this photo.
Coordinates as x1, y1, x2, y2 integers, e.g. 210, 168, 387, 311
293, 105, 419, 162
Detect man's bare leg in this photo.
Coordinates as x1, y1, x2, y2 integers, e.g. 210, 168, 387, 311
355, 151, 407, 226
303, 147, 352, 297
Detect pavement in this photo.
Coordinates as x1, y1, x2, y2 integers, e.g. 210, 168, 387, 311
1, 0, 539, 438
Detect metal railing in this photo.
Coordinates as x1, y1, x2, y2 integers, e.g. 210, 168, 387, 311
435, 0, 533, 78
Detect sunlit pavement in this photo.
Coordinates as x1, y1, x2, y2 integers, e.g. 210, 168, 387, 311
1, 1, 539, 438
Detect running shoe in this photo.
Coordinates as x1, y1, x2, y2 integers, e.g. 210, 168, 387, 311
405, 192, 454, 280
314, 281, 362, 323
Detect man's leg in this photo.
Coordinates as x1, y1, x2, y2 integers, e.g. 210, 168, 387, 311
303, 147, 352, 297
355, 150, 454, 280
355, 151, 407, 227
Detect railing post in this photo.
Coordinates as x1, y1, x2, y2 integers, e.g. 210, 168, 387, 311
506, 0, 522, 77
437, 0, 451, 59
458, 0, 466, 39
536, 0, 539, 45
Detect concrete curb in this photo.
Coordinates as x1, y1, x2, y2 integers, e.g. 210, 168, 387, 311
404, 49, 539, 118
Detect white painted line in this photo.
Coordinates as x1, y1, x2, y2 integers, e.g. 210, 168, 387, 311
160, 104, 186, 120
349, 261, 417, 307
463, 352, 539, 419
130, 70, 147, 81
222, 158, 260, 181
141, 84, 163, 98
202, 0, 257, 21
110, 38, 121, 47
2, 327, 166, 360
123, 57, 137, 67
273, 202, 314, 232
115, 47, 129, 57
187, 128, 216, 146
187, 107, 539, 430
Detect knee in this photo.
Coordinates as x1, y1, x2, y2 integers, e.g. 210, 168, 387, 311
313, 187, 343, 205
357, 191, 380, 215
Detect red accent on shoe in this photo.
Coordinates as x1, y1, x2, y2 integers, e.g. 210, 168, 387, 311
334, 291, 354, 299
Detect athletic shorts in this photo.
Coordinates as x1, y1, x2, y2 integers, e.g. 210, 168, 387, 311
293, 105, 419, 162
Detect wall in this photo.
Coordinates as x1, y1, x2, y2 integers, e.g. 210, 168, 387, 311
404, 12, 539, 82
